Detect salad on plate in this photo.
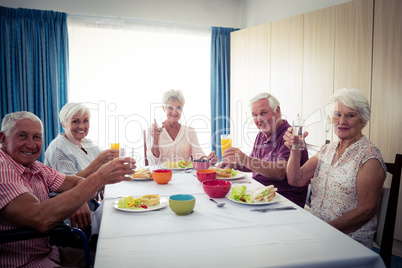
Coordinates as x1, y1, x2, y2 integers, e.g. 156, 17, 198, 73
229, 185, 252, 203
228, 185, 278, 205
163, 160, 193, 169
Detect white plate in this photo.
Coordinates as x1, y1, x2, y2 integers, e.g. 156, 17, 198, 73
131, 176, 153, 181
112, 196, 168, 212
216, 171, 245, 180
161, 162, 193, 171
227, 191, 281, 205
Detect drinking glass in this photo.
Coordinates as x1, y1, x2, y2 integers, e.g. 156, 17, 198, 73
292, 119, 305, 150
220, 134, 232, 156
154, 118, 163, 133
110, 143, 120, 158
129, 149, 136, 169
119, 145, 125, 158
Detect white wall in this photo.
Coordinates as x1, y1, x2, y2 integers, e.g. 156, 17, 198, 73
0, 0, 352, 28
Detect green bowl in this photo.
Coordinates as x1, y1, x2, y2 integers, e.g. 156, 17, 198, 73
169, 194, 196, 215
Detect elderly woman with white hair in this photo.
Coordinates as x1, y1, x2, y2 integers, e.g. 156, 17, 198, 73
45, 102, 118, 189
148, 89, 218, 165
284, 88, 387, 248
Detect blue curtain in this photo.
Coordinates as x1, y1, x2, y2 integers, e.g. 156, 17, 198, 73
0, 6, 69, 162
210, 26, 239, 160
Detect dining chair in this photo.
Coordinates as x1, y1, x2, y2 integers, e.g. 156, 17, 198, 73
0, 222, 92, 268
374, 153, 402, 268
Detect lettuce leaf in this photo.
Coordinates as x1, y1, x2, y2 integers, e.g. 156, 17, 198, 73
229, 185, 251, 203
178, 160, 193, 168
229, 168, 238, 177
118, 196, 143, 209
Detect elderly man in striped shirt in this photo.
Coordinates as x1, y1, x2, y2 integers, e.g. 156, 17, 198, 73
0, 111, 135, 267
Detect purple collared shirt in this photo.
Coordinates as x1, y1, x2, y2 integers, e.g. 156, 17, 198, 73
250, 120, 309, 207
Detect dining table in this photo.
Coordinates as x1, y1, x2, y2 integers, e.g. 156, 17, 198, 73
93, 168, 385, 268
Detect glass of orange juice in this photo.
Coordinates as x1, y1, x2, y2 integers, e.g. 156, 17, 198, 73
220, 134, 232, 157
110, 143, 120, 158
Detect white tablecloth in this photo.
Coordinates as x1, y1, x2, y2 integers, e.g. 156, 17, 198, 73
94, 171, 385, 268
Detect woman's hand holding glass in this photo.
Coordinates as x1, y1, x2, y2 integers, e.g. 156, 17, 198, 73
97, 149, 119, 164
151, 119, 164, 139
284, 127, 309, 151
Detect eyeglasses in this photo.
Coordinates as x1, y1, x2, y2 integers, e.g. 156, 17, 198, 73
165, 105, 182, 112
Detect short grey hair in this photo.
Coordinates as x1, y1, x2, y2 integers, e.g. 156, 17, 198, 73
1, 111, 43, 136
162, 89, 185, 106
249, 92, 281, 114
59, 103, 91, 126
330, 88, 370, 125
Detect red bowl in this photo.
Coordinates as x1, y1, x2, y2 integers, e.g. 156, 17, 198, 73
196, 169, 216, 183
152, 169, 172, 184
202, 179, 232, 198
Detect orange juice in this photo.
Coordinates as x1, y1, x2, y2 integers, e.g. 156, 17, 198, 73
110, 143, 120, 150
221, 135, 232, 156
110, 143, 120, 158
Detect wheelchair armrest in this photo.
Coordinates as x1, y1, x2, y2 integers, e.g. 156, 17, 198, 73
0, 222, 71, 244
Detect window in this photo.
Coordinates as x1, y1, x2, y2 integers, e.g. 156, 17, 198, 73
68, 17, 211, 165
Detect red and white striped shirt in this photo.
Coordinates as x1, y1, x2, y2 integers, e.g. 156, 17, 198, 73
0, 149, 66, 268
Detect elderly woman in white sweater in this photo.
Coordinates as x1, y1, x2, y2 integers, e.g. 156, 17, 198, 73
148, 89, 218, 166
45, 102, 118, 193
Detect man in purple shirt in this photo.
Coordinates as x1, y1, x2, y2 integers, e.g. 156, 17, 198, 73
222, 93, 309, 207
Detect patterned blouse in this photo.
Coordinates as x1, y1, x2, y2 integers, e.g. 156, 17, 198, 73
310, 136, 386, 247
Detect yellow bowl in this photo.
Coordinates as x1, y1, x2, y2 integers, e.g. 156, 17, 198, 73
169, 194, 196, 215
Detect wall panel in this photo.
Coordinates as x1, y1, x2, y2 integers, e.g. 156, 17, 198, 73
231, 28, 251, 152
371, 0, 402, 242
249, 23, 271, 94
303, 7, 335, 148
231, 24, 271, 154
271, 15, 304, 122
334, 0, 373, 137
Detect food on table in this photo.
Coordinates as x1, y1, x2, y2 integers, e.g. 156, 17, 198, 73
141, 194, 160, 206
117, 194, 161, 209
131, 168, 152, 179
250, 185, 277, 202
210, 167, 238, 178
118, 196, 147, 209
177, 160, 193, 168
229, 185, 252, 203
165, 162, 178, 168
229, 185, 277, 203
165, 160, 193, 169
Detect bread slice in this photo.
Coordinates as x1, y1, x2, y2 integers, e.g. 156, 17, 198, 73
210, 167, 232, 178
131, 168, 152, 179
